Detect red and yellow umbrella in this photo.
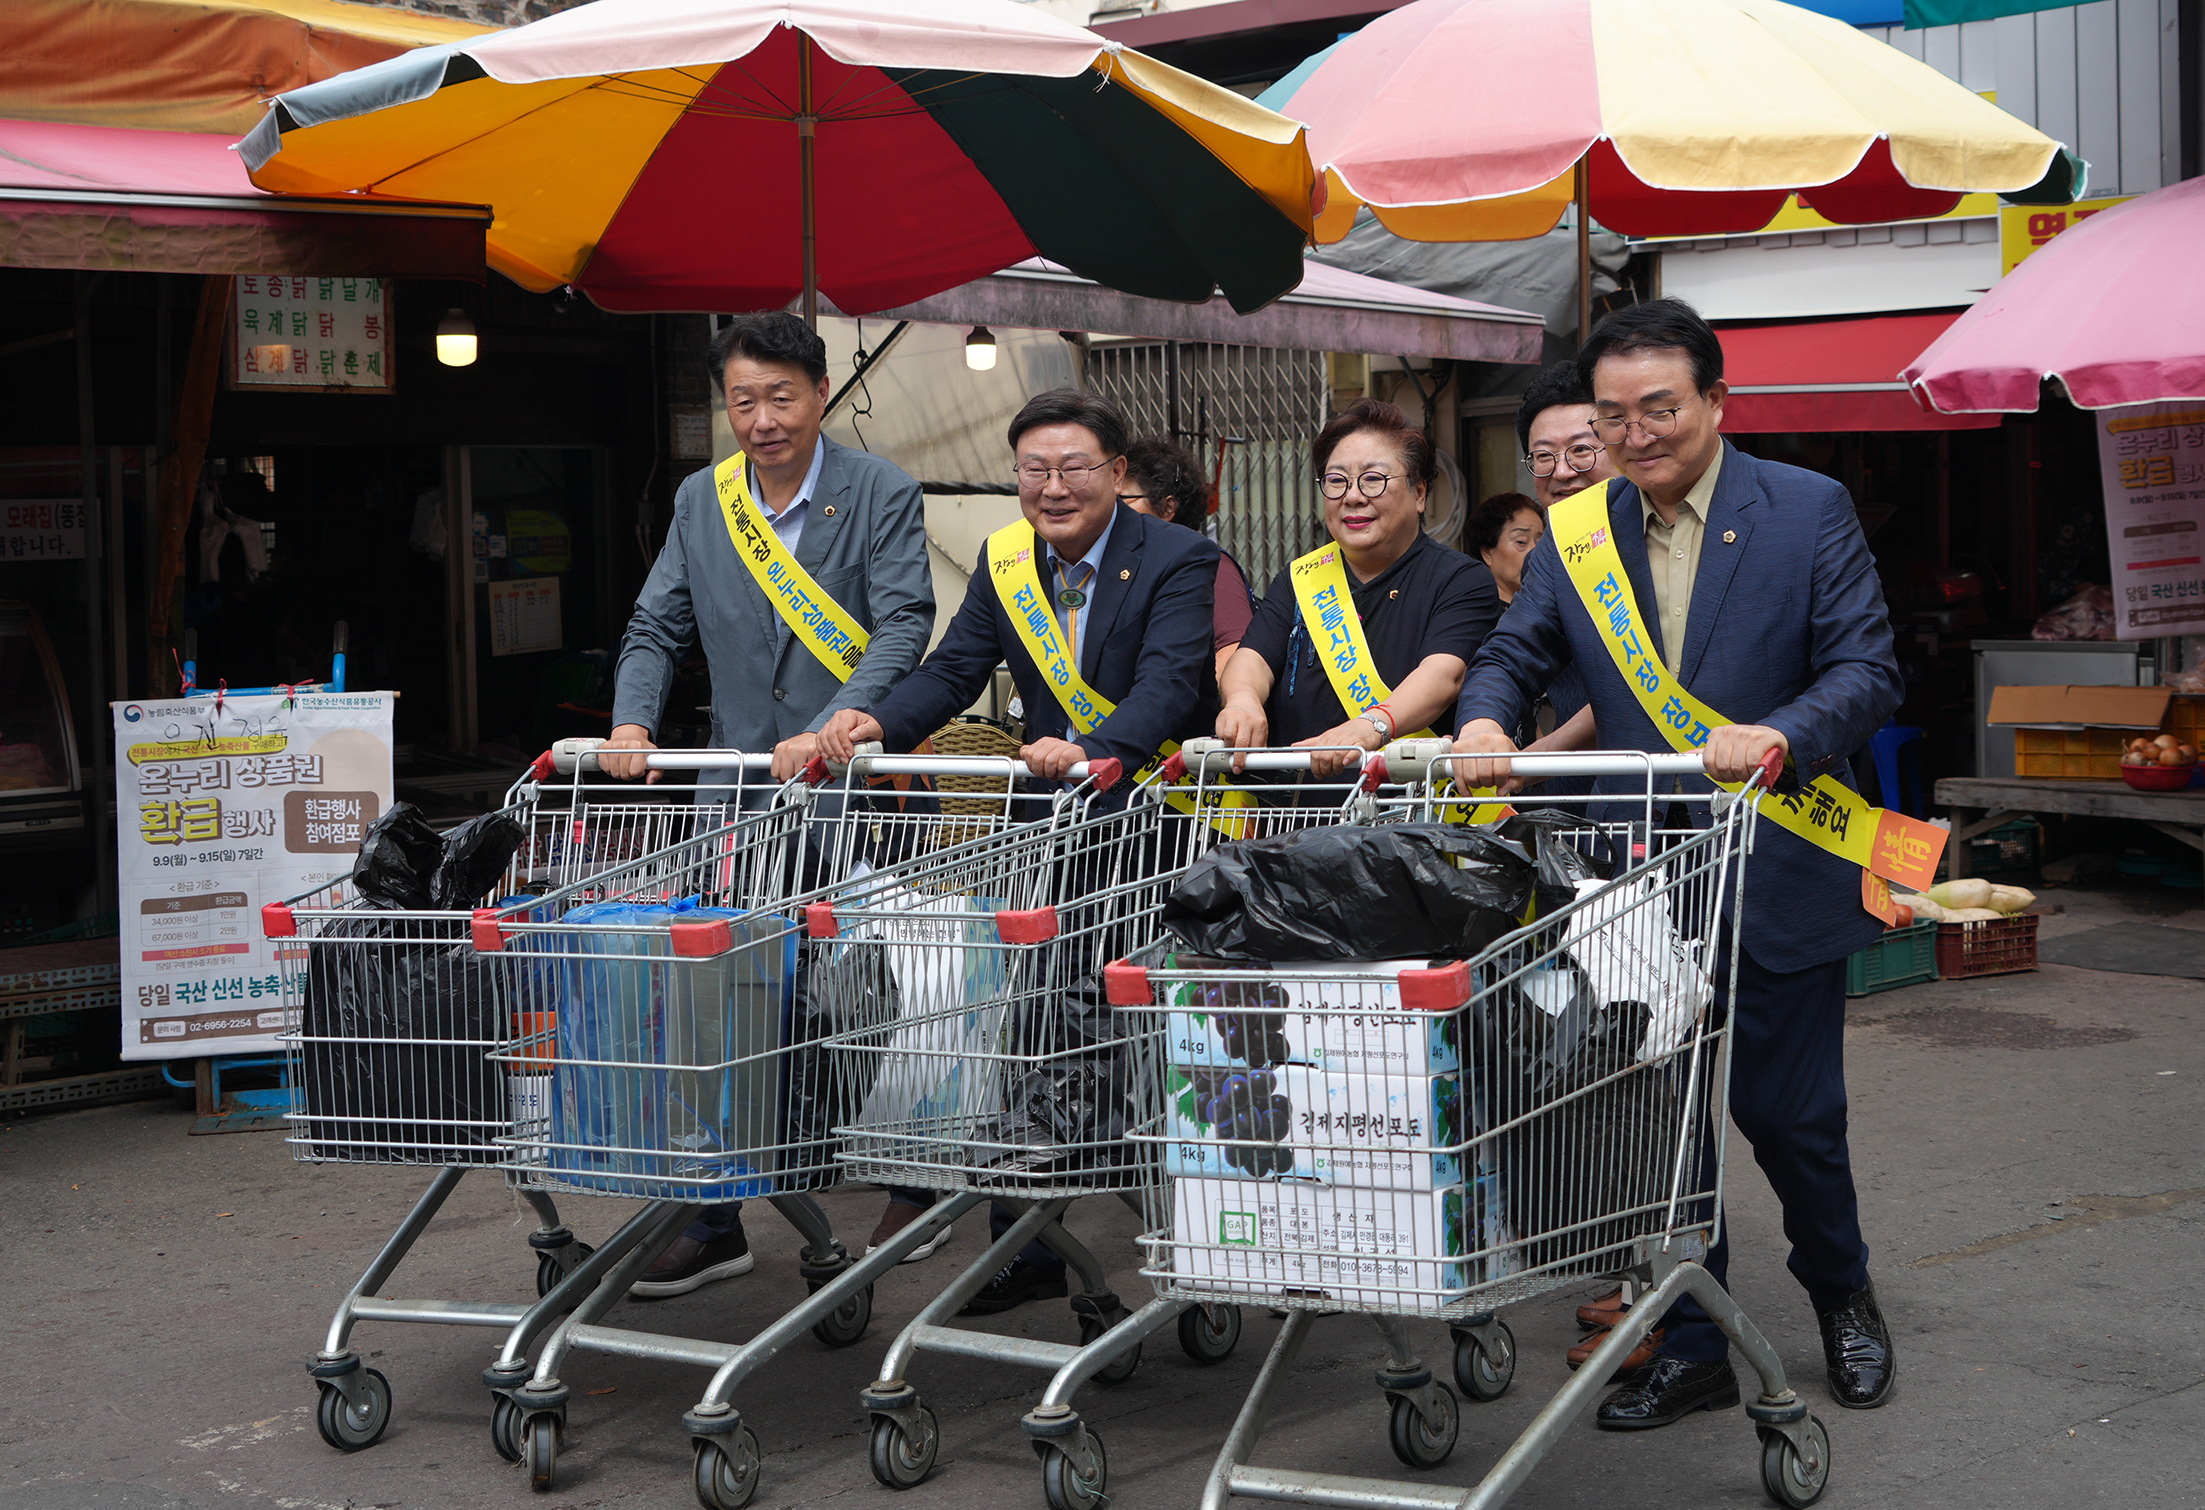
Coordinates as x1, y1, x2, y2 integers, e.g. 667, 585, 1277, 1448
240, 0, 1316, 317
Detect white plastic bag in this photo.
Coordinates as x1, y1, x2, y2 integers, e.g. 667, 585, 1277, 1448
1562, 875, 1713, 1063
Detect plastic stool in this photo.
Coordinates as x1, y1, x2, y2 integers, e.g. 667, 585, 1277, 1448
1869, 722, 1925, 817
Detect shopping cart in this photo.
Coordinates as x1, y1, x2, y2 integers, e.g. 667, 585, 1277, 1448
271, 749, 781, 1454
1107, 748, 1835, 1510
831, 744, 1412, 1510
471, 742, 992, 1507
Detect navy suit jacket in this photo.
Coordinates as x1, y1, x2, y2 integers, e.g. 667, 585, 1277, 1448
874, 503, 1221, 774
1456, 442, 1904, 974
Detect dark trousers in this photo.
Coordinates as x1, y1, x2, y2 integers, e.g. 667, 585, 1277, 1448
1658, 948, 1868, 1362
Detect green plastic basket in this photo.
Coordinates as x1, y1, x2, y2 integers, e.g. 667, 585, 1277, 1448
1845, 918, 1940, 997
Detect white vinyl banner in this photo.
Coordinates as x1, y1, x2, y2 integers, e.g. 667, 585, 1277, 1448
2096, 401, 2205, 640
113, 691, 394, 1060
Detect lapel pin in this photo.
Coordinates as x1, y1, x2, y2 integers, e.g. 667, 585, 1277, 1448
1389, 589, 1399, 599
1119, 568, 1131, 580
1723, 530, 1735, 543
822, 505, 836, 517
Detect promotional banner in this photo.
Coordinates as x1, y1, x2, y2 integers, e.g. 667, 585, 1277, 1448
113, 691, 394, 1060
2096, 402, 2205, 641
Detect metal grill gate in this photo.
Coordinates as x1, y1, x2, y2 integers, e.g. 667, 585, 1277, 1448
1089, 342, 1331, 591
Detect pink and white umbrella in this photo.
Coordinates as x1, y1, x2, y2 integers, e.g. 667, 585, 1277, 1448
1904, 174, 2205, 414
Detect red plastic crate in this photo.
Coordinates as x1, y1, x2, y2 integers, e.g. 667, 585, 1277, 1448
1933, 914, 2039, 979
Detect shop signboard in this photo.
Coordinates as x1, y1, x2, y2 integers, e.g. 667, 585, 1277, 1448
112, 691, 395, 1059
2096, 401, 2205, 640
1998, 196, 2134, 276
0, 499, 88, 560
229, 276, 396, 392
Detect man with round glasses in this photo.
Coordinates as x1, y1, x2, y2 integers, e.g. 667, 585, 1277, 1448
1518, 359, 1618, 510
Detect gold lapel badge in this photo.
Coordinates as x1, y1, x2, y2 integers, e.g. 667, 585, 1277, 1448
1723, 530, 1736, 543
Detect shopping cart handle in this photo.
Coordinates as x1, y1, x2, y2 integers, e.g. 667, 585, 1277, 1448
1753, 748, 1794, 793
840, 742, 1119, 792
550, 736, 605, 775
553, 739, 777, 776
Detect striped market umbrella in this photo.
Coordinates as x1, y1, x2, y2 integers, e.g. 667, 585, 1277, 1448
239, 0, 1316, 318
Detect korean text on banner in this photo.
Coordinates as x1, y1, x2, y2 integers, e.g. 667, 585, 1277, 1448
2096, 402, 2205, 640
113, 692, 395, 1060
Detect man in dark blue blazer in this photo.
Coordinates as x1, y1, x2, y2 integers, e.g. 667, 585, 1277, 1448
1455, 299, 1901, 1426
821, 386, 1218, 1310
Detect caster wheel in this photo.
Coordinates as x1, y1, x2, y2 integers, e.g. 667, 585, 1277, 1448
1760, 1416, 1831, 1508
1078, 1315, 1141, 1386
490, 1394, 523, 1463
1387, 1385, 1459, 1470
868, 1404, 940, 1490
809, 1281, 873, 1349
523, 1411, 561, 1493
314, 1368, 391, 1452
1177, 1303, 1242, 1366
1452, 1320, 1516, 1402
693, 1425, 762, 1510
1039, 1427, 1108, 1510
535, 1241, 596, 1298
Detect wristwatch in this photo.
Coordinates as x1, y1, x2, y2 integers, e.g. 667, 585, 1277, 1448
1360, 706, 1395, 742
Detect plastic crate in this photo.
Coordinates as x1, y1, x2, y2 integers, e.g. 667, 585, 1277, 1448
2012, 726, 2128, 780
1935, 820, 2041, 883
1845, 918, 1940, 997
1934, 914, 2039, 980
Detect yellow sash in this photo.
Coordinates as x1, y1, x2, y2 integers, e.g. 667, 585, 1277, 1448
1289, 543, 1508, 824
985, 521, 1251, 833
1547, 483, 1944, 908
715, 452, 868, 682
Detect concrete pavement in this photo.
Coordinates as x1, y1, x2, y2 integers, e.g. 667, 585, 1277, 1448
3, 879, 2200, 1510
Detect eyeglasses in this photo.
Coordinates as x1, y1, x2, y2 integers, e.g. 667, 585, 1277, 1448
1015, 459, 1116, 490
1526, 443, 1603, 478
1590, 407, 1683, 443
1319, 470, 1400, 500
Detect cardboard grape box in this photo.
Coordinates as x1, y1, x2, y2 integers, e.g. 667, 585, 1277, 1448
1165, 958, 1460, 1075
1167, 1177, 1470, 1308
1163, 1064, 1462, 1189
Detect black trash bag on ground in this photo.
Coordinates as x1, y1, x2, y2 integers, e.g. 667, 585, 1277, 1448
349, 802, 443, 909
1163, 816, 1602, 962
1467, 958, 1677, 1273
779, 946, 899, 1190
431, 809, 528, 909
299, 913, 507, 1163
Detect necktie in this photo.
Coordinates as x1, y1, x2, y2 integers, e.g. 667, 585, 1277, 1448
1054, 558, 1095, 668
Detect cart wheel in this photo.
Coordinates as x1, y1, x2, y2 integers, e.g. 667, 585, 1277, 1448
1039, 1427, 1108, 1510
1077, 1315, 1142, 1385
1452, 1320, 1516, 1402
523, 1411, 561, 1493
535, 1241, 595, 1298
868, 1404, 939, 1490
809, 1281, 873, 1349
1759, 1417, 1831, 1508
1177, 1303, 1242, 1365
314, 1368, 391, 1452
693, 1425, 762, 1510
490, 1395, 524, 1463
1387, 1385, 1459, 1470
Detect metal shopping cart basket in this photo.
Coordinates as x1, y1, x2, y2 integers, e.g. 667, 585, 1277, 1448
270, 749, 785, 1455
1106, 748, 1835, 1510
829, 743, 1426, 1509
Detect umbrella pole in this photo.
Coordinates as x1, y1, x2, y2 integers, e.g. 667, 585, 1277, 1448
1574, 158, 1592, 350
799, 34, 818, 329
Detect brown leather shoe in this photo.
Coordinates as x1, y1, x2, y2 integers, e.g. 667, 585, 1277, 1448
1566, 1324, 1665, 1381
1576, 1287, 1628, 1330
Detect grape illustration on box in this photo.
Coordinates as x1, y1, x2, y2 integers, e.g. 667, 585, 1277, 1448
1202, 978, 1294, 1065
1182, 1065, 1295, 1176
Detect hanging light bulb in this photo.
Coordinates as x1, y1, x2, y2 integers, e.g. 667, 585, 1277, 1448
436, 308, 478, 367
964, 325, 998, 372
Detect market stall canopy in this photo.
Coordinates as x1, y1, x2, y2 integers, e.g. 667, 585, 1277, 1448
847, 257, 1545, 363
1722, 313, 1998, 432
0, 0, 492, 136
1903, 175, 2205, 414
238, 0, 1317, 318
0, 116, 488, 279
1258, 0, 2083, 244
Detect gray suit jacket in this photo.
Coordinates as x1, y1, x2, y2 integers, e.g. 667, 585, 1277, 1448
612, 436, 935, 785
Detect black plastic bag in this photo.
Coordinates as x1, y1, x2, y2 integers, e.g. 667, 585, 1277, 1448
431, 810, 527, 909
349, 802, 444, 909
1467, 959, 1676, 1272
1163, 818, 1598, 962
299, 913, 507, 1163
780, 945, 898, 1189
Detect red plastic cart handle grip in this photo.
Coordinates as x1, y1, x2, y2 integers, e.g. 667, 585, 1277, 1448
1754, 748, 1786, 791
261, 903, 296, 939
471, 908, 507, 953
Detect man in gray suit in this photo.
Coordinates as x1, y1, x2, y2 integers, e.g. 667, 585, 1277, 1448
603, 311, 936, 1295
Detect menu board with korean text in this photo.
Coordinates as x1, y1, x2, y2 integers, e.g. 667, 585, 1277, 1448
230, 276, 395, 392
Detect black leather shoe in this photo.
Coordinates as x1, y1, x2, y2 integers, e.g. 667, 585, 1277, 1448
957, 1256, 1069, 1316
1594, 1357, 1740, 1431
1819, 1283, 1896, 1409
